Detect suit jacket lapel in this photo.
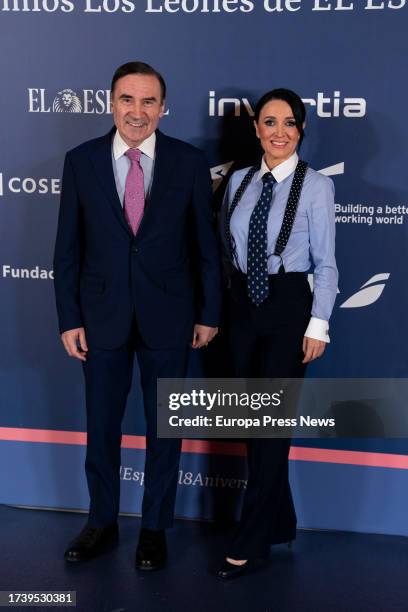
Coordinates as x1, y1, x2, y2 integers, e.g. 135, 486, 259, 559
89, 129, 132, 237
135, 130, 178, 241
149, 130, 177, 205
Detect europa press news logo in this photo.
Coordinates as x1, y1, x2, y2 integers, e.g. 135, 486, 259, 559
211, 161, 389, 310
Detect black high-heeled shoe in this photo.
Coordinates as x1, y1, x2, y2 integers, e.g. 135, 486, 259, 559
217, 559, 248, 580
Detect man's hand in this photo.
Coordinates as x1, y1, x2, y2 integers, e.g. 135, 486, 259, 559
191, 324, 218, 349
61, 327, 88, 362
302, 336, 326, 364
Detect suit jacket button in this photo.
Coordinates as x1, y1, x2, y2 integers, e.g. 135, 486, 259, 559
132, 246, 138, 253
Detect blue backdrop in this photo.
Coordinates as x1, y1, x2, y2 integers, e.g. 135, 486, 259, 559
1, 1, 408, 535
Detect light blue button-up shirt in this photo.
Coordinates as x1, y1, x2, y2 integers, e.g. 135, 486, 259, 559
223, 153, 338, 342
112, 129, 155, 205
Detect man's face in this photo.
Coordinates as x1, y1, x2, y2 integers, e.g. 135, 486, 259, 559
111, 74, 164, 148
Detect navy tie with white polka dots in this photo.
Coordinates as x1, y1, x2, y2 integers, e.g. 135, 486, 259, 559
247, 171, 276, 306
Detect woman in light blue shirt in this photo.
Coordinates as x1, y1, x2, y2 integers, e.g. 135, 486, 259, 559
218, 89, 338, 579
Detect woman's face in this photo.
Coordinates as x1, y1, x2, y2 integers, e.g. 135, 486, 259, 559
254, 99, 302, 168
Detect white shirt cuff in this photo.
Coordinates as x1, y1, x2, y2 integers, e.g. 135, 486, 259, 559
304, 317, 330, 343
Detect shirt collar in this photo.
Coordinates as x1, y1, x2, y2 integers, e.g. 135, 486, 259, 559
257, 152, 299, 184
113, 129, 156, 161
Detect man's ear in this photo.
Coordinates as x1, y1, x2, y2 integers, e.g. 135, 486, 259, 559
159, 101, 165, 118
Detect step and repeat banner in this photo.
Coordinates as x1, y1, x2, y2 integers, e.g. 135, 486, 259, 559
1, 2, 408, 535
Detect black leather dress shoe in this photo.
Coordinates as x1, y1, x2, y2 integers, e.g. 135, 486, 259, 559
217, 559, 248, 580
135, 528, 167, 571
64, 523, 118, 562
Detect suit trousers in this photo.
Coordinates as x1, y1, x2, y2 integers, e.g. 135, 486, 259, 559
226, 271, 312, 559
82, 319, 189, 530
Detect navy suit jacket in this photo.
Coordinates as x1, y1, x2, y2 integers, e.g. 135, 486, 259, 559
53, 129, 221, 350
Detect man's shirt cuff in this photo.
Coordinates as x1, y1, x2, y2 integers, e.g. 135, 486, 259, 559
304, 317, 330, 343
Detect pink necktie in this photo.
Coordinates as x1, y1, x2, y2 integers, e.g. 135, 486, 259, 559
124, 149, 145, 235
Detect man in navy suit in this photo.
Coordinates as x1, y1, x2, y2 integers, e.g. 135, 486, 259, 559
53, 61, 221, 569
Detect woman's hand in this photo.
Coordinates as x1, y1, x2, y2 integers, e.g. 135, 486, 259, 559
302, 336, 326, 363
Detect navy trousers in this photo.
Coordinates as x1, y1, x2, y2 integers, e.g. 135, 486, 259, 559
226, 271, 312, 559
82, 323, 189, 529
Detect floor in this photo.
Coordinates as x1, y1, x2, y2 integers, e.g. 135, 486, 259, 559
1, 505, 407, 612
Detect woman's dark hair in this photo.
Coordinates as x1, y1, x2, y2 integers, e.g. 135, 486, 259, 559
111, 61, 166, 102
254, 88, 306, 145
